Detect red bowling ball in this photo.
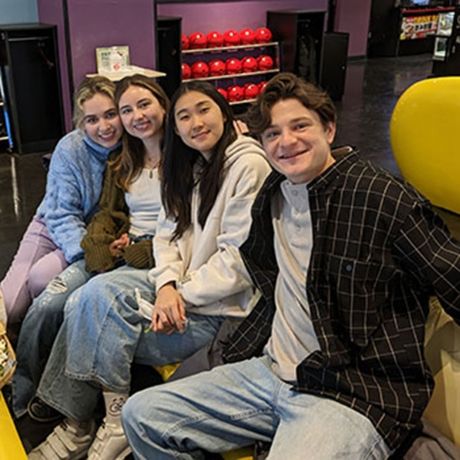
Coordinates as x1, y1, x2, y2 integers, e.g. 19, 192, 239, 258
189, 32, 207, 49
258, 81, 268, 93
257, 55, 274, 71
244, 83, 259, 99
241, 56, 258, 73
191, 61, 209, 78
181, 63, 192, 80
207, 31, 224, 48
181, 34, 190, 50
255, 27, 272, 43
223, 29, 241, 46
225, 58, 242, 74
217, 88, 228, 100
227, 85, 244, 102
209, 59, 226, 76
239, 28, 255, 45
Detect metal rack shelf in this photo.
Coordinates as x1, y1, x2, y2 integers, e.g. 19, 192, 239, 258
182, 41, 279, 55
183, 68, 279, 83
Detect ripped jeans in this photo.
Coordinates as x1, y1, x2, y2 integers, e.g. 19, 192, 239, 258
12, 259, 92, 417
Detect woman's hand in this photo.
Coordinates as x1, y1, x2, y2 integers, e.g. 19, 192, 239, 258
151, 283, 187, 334
109, 233, 130, 257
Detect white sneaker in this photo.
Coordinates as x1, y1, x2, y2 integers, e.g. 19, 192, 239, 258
87, 419, 131, 460
28, 419, 96, 460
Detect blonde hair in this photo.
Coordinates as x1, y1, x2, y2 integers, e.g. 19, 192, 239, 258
73, 76, 117, 128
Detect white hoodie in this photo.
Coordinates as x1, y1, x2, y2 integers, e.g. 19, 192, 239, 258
148, 135, 271, 317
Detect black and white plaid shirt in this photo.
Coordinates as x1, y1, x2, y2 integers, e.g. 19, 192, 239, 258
223, 149, 460, 450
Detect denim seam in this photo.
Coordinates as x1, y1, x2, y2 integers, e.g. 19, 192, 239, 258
363, 430, 389, 459
164, 407, 274, 439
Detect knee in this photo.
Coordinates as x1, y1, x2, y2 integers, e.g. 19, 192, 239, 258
27, 265, 55, 298
122, 394, 141, 436
30, 276, 70, 316
122, 388, 169, 435
122, 391, 156, 444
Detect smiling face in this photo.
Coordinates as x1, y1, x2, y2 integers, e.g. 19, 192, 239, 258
81, 93, 123, 148
174, 90, 225, 156
261, 98, 336, 184
118, 85, 166, 141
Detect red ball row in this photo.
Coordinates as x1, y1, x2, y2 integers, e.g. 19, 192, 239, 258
217, 81, 268, 102
182, 55, 274, 80
182, 27, 272, 50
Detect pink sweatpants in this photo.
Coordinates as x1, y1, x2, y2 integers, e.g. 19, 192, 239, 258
0, 216, 68, 324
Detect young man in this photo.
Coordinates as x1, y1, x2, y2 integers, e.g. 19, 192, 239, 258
122, 73, 460, 459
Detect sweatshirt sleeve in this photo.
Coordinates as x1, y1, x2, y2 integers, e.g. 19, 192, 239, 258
148, 207, 186, 291
178, 154, 271, 306
44, 147, 90, 263
81, 162, 130, 272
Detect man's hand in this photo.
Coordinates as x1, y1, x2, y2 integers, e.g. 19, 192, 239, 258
151, 283, 187, 334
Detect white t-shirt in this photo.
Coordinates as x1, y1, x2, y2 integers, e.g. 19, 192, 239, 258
265, 180, 320, 383
125, 168, 161, 237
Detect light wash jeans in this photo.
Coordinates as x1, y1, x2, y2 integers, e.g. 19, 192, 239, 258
12, 259, 92, 417
1, 216, 67, 324
36, 266, 224, 421
122, 356, 392, 460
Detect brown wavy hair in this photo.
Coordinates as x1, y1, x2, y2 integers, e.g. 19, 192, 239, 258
110, 75, 170, 191
246, 72, 337, 136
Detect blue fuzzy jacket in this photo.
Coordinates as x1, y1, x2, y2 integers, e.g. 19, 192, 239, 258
36, 130, 119, 263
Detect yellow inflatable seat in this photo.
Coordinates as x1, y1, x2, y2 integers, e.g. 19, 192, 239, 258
390, 76, 460, 214
424, 298, 460, 446
0, 392, 27, 459
154, 363, 180, 382
221, 447, 254, 460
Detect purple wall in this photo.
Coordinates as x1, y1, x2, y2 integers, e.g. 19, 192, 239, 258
335, 0, 371, 57
158, 0, 370, 57
38, 0, 72, 131
38, 0, 157, 131
158, 0, 328, 35
37, 0, 370, 129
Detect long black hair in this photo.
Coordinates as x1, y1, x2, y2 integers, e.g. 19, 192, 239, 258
162, 81, 237, 240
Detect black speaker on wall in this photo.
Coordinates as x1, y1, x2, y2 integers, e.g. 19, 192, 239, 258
0, 24, 64, 154
156, 16, 182, 98
268, 10, 326, 84
320, 32, 349, 100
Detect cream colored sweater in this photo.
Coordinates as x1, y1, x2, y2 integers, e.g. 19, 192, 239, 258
149, 136, 271, 317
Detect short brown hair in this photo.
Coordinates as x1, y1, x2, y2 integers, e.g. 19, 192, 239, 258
246, 73, 337, 136
73, 76, 116, 128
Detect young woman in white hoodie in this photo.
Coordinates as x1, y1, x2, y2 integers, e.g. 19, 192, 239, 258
29, 81, 271, 460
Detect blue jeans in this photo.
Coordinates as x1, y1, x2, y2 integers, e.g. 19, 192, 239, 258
122, 356, 392, 460
12, 259, 92, 417
36, 266, 224, 421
